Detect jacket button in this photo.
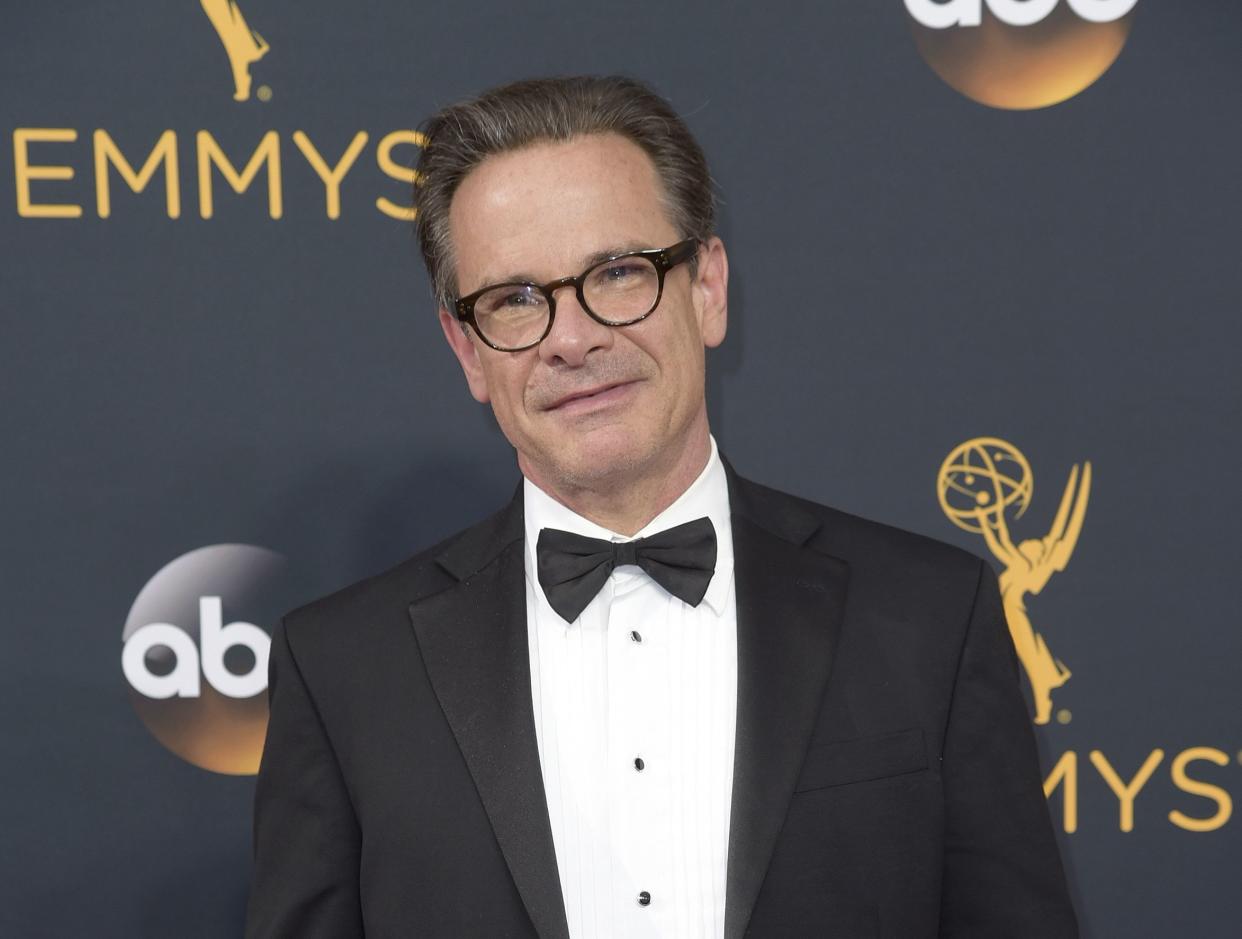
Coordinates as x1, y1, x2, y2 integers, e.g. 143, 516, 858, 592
634, 756, 645, 771
637, 891, 651, 907
630, 630, 642, 643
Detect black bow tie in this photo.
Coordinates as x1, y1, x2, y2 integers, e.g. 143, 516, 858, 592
536, 517, 717, 624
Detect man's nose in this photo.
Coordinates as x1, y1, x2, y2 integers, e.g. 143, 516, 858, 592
537, 285, 614, 367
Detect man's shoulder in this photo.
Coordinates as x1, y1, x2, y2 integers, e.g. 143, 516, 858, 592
733, 473, 986, 584
734, 473, 991, 649
279, 497, 518, 644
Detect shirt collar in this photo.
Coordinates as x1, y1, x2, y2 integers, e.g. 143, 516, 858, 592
523, 435, 734, 616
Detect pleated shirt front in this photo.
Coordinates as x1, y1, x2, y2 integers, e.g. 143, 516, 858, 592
522, 438, 737, 939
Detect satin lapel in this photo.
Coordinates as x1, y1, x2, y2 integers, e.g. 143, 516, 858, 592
408, 493, 570, 939
723, 470, 851, 939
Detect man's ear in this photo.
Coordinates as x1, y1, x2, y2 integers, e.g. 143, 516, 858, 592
693, 236, 729, 349
438, 307, 491, 404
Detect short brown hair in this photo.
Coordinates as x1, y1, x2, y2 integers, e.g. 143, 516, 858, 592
412, 75, 717, 310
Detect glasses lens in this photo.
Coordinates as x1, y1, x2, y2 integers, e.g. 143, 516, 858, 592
582, 255, 660, 324
473, 284, 550, 349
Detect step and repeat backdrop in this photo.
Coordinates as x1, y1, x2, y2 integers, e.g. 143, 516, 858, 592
2, 1, 1239, 936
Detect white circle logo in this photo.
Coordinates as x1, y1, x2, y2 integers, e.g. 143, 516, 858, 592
121, 544, 291, 775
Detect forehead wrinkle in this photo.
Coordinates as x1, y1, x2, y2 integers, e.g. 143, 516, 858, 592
449, 134, 679, 297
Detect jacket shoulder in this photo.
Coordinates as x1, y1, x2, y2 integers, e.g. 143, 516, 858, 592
736, 474, 988, 584
278, 498, 516, 649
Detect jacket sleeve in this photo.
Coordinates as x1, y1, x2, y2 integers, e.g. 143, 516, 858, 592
938, 561, 1079, 938
245, 618, 364, 939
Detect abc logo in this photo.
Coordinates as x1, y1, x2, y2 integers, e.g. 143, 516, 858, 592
904, 0, 1138, 110
121, 544, 291, 775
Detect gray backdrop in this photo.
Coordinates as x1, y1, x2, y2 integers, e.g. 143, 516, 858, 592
2, 1, 1239, 936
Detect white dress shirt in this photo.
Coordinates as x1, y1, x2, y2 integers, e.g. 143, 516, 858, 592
523, 435, 738, 939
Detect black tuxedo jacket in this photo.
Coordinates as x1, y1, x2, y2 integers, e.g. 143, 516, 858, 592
246, 463, 1078, 938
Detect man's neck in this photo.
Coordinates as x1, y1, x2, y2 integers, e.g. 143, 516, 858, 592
522, 426, 713, 537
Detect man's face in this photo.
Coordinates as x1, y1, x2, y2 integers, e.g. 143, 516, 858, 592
438, 133, 729, 494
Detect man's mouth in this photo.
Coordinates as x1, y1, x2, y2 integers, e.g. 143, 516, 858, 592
544, 380, 637, 411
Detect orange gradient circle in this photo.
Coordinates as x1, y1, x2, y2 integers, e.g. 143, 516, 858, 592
911, 5, 1135, 110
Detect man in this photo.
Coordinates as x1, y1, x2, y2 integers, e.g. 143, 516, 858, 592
246, 76, 1078, 938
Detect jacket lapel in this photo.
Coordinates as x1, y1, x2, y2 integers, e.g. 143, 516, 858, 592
407, 488, 570, 939
723, 464, 851, 939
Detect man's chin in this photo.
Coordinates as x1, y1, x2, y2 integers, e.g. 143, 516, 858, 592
536, 429, 652, 489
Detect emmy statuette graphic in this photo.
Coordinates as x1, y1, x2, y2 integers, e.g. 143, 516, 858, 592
199, 0, 269, 101
938, 438, 1091, 724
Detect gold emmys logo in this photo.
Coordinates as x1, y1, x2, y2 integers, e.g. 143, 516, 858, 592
937, 438, 1091, 724
199, 0, 270, 102
904, 0, 1137, 110
9, 0, 427, 222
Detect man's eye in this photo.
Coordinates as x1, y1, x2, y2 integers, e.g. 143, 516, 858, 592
480, 287, 545, 314
592, 262, 652, 289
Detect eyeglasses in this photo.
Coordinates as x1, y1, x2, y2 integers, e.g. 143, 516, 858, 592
453, 238, 700, 352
